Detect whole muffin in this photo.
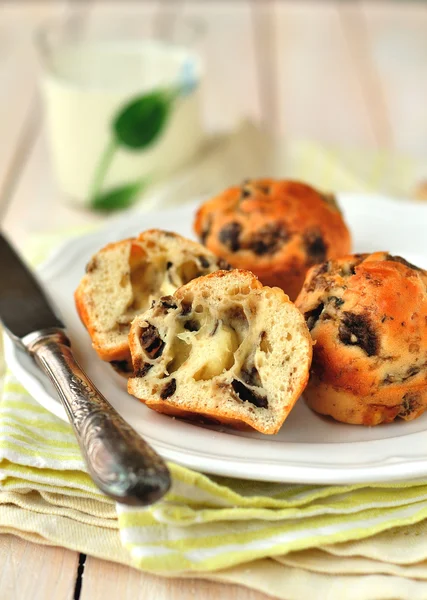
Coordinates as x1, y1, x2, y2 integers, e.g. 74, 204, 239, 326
193, 179, 351, 300
295, 252, 427, 425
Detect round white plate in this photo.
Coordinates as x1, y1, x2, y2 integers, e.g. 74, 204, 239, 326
6, 193, 427, 484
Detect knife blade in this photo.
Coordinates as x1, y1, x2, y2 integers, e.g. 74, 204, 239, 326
0, 232, 171, 505
0, 234, 64, 339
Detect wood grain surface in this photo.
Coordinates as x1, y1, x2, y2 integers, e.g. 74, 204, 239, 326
1, 1, 426, 598
81, 555, 273, 600
0, 535, 78, 600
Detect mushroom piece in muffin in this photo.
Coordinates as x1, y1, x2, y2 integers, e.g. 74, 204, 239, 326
296, 252, 427, 425
194, 179, 351, 300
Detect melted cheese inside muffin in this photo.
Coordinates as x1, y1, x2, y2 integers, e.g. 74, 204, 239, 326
128, 270, 312, 434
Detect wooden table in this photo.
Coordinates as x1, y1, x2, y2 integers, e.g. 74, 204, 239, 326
1, 2, 426, 598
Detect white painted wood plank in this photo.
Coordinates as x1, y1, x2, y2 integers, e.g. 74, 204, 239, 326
272, 0, 377, 147
361, 1, 427, 155
337, 3, 393, 149
80, 555, 273, 600
0, 534, 78, 600
87, 0, 161, 38
0, 3, 69, 214
180, 0, 262, 132
251, 0, 278, 133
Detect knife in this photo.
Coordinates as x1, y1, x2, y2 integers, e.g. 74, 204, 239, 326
0, 233, 171, 506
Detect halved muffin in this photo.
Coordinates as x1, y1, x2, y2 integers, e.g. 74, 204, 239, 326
75, 229, 229, 374
128, 269, 312, 434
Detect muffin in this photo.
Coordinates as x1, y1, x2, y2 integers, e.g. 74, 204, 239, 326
128, 269, 312, 434
75, 229, 229, 375
194, 179, 351, 300
295, 252, 427, 425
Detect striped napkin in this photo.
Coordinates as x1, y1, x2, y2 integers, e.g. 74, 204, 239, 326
3, 375, 427, 592
2, 127, 427, 598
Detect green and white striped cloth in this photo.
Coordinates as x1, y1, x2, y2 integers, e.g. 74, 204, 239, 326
3, 373, 427, 574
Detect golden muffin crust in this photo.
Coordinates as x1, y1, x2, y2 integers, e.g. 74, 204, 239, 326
194, 179, 351, 300
296, 252, 427, 425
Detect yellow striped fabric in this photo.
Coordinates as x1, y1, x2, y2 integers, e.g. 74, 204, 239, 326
3, 374, 427, 573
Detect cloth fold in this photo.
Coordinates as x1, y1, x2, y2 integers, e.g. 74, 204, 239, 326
2, 373, 427, 596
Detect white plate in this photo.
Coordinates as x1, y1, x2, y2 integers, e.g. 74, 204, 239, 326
6, 193, 427, 484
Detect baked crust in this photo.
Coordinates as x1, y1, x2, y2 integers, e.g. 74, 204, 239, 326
194, 179, 351, 300
296, 252, 427, 425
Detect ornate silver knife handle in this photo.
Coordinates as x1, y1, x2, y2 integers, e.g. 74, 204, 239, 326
23, 328, 171, 506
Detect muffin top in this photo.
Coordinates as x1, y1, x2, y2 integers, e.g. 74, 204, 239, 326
296, 252, 427, 398
193, 179, 351, 299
